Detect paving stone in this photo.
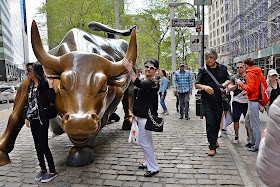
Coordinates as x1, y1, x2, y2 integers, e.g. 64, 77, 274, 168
103, 180, 123, 186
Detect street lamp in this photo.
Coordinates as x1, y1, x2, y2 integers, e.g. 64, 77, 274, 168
169, 1, 198, 73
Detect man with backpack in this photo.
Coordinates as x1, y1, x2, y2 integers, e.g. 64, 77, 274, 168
236, 57, 268, 152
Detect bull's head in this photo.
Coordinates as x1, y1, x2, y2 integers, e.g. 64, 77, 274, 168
31, 20, 137, 145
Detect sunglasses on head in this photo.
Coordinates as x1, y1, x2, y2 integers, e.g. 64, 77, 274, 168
27, 68, 33, 73
145, 65, 157, 70
236, 66, 244, 69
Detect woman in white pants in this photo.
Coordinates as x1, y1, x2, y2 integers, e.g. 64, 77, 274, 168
123, 58, 160, 177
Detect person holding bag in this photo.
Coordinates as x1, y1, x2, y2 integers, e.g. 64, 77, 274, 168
236, 57, 268, 152
195, 49, 231, 156
122, 58, 160, 177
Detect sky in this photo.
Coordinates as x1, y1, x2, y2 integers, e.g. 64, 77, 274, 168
26, 0, 208, 62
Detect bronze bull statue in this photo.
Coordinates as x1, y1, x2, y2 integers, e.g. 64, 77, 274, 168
0, 20, 137, 167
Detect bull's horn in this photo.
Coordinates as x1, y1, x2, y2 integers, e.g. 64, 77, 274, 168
31, 20, 61, 73
109, 28, 137, 76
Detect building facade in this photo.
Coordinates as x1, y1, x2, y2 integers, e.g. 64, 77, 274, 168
0, 0, 28, 82
208, 0, 231, 64
208, 0, 280, 76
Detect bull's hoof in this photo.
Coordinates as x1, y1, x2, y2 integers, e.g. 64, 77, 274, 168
0, 150, 11, 166
66, 146, 94, 167
122, 117, 132, 130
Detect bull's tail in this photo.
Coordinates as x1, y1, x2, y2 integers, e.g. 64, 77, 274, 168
88, 21, 136, 37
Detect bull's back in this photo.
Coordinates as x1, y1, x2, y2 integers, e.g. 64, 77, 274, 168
48, 28, 128, 62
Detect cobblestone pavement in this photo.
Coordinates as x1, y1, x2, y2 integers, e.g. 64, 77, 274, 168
0, 88, 267, 187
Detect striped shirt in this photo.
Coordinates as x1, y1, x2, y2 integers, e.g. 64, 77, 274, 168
173, 70, 193, 93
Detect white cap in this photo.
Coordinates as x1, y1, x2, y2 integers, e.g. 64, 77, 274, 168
268, 69, 279, 76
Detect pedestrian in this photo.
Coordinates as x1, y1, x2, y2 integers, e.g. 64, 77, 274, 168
236, 57, 268, 152
122, 58, 160, 177
185, 65, 195, 85
173, 62, 193, 120
228, 61, 250, 144
24, 62, 58, 182
195, 49, 231, 156
159, 69, 169, 115
264, 69, 280, 112
256, 96, 280, 187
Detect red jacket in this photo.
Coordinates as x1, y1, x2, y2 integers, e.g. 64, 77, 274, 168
240, 67, 268, 101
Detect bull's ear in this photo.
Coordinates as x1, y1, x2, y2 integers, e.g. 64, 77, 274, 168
107, 73, 129, 87
43, 67, 61, 79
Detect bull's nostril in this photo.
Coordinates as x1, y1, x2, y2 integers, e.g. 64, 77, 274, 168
64, 114, 70, 121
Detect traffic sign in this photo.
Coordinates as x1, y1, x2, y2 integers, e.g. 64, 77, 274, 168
196, 25, 201, 32
194, 0, 212, 6
190, 35, 209, 52
172, 19, 195, 27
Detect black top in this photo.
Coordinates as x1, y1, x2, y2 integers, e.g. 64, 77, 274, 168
27, 81, 56, 125
195, 62, 230, 101
270, 82, 280, 106
230, 74, 246, 96
133, 77, 159, 118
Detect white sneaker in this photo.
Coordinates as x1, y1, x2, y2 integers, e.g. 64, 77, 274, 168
233, 137, 239, 144
222, 129, 231, 135
218, 131, 222, 138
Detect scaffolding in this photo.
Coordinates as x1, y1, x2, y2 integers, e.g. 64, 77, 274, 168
228, 0, 280, 74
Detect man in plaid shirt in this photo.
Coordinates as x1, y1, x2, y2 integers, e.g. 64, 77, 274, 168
173, 62, 193, 120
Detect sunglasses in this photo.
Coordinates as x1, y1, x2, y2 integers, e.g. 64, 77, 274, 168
236, 66, 244, 69
145, 65, 157, 70
26, 68, 33, 73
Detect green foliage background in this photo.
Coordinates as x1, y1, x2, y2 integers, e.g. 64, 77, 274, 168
37, 0, 198, 72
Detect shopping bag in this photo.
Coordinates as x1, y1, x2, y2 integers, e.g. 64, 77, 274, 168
222, 111, 233, 129
128, 119, 139, 145
239, 114, 245, 125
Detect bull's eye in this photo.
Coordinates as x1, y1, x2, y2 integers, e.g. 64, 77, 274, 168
98, 83, 107, 93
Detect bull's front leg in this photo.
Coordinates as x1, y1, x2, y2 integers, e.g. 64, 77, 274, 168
121, 81, 134, 130
0, 79, 29, 166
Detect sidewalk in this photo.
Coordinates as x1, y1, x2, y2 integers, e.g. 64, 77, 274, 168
0, 88, 266, 186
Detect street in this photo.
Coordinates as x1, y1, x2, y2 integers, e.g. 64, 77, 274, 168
0, 88, 268, 186
0, 102, 13, 113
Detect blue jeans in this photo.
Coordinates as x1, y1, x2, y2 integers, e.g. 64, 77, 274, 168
159, 91, 167, 111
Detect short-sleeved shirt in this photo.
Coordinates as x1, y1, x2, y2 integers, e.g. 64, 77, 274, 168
195, 62, 230, 101
230, 74, 248, 103
230, 74, 246, 96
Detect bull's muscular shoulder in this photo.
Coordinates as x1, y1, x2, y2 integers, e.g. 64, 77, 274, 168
48, 28, 128, 62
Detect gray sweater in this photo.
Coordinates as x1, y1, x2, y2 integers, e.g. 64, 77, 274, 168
257, 96, 280, 187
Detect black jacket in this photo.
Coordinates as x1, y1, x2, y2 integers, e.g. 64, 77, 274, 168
133, 77, 159, 118
27, 82, 55, 125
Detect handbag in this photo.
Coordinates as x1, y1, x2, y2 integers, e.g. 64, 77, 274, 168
128, 119, 139, 145
204, 65, 229, 103
145, 109, 164, 132
257, 75, 269, 106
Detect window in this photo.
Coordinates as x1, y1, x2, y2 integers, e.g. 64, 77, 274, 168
217, 28, 220, 35
213, 31, 216, 37
216, 1, 219, 9
209, 16, 211, 22
220, 0, 223, 5
226, 24, 229, 32
221, 26, 224, 33
221, 7, 224, 14
217, 38, 220, 45
226, 34, 229, 42
213, 22, 215, 28
217, 20, 219, 26
216, 11, 219, 18
221, 17, 224, 24
222, 36, 224, 43
214, 40, 216, 46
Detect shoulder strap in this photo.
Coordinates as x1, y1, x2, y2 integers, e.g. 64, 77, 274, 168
204, 65, 220, 85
